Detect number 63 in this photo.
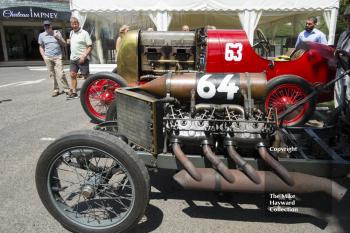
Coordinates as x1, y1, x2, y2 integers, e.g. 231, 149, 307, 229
225, 42, 243, 62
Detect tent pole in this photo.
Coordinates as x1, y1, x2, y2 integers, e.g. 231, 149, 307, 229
328, 8, 338, 46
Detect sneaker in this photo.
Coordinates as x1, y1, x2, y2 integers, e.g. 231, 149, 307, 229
52, 91, 60, 97
66, 92, 78, 99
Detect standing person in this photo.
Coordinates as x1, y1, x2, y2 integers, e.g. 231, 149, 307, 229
115, 25, 129, 58
295, 16, 328, 48
182, 25, 190, 31
67, 16, 93, 98
335, 6, 350, 108
38, 20, 73, 97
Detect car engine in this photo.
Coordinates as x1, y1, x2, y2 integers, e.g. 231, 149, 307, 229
115, 71, 278, 154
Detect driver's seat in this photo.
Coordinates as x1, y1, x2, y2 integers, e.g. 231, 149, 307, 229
274, 55, 291, 61
273, 49, 306, 61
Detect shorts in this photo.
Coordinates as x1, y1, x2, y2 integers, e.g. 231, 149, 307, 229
70, 59, 90, 75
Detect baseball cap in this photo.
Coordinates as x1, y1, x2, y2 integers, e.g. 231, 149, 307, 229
43, 20, 51, 25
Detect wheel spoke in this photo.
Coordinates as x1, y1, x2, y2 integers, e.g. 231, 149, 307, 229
83, 78, 120, 121
47, 146, 135, 227
266, 84, 309, 125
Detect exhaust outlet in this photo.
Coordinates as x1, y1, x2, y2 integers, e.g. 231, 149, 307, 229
257, 142, 294, 186
172, 142, 202, 181
226, 145, 261, 184
173, 168, 347, 201
202, 142, 235, 183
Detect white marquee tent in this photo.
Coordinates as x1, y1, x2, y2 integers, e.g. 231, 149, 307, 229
70, 0, 339, 63
70, 0, 339, 44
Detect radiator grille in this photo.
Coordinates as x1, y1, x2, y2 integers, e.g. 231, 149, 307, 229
116, 88, 163, 154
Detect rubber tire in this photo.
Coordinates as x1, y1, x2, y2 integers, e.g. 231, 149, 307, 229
105, 99, 118, 133
106, 99, 117, 121
35, 130, 150, 233
265, 75, 316, 126
80, 72, 127, 123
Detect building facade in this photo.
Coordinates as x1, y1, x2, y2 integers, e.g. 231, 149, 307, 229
0, 0, 70, 61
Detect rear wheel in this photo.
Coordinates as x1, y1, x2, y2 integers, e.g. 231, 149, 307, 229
35, 130, 149, 233
80, 73, 127, 123
265, 76, 316, 126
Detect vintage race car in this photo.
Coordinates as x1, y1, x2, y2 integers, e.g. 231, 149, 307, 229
80, 28, 336, 126
36, 48, 350, 233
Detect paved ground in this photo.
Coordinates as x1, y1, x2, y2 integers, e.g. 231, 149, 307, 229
0, 66, 349, 233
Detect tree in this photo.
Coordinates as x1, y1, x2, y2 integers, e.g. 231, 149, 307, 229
336, 0, 350, 43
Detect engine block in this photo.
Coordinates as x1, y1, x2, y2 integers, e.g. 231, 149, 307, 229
164, 103, 276, 146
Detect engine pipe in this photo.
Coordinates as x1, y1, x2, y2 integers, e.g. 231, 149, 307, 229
194, 104, 245, 116
224, 139, 261, 184
172, 141, 202, 181
256, 142, 294, 186
272, 130, 288, 158
202, 140, 235, 183
173, 168, 347, 201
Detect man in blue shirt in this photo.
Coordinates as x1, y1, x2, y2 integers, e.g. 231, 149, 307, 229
295, 17, 327, 48
38, 20, 73, 97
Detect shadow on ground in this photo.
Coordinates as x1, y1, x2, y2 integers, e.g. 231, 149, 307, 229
133, 169, 350, 233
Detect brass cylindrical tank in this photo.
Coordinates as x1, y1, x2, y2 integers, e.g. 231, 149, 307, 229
139, 72, 266, 103
117, 30, 139, 84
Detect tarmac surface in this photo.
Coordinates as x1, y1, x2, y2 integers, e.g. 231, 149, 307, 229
0, 66, 349, 233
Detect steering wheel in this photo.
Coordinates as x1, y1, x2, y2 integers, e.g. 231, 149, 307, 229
335, 49, 350, 71
254, 28, 271, 55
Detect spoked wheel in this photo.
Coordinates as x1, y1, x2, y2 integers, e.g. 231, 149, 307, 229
265, 76, 316, 126
36, 130, 149, 233
80, 73, 127, 123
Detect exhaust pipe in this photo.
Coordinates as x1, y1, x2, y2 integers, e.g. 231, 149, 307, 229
226, 144, 261, 184
257, 142, 294, 186
202, 141, 235, 183
172, 142, 202, 181
173, 168, 347, 201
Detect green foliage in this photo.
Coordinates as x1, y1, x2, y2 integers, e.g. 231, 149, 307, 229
336, 0, 350, 43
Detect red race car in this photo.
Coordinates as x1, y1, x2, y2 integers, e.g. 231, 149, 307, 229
80, 28, 336, 126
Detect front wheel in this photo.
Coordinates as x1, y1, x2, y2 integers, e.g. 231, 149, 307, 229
35, 130, 150, 233
265, 76, 316, 126
80, 72, 127, 123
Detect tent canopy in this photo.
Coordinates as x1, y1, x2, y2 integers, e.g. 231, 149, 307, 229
71, 0, 339, 45
71, 0, 338, 12
70, 0, 339, 63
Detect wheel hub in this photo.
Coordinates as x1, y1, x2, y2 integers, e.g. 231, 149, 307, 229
81, 185, 95, 199
100, 92, 113, 104
81, 173, 104, 199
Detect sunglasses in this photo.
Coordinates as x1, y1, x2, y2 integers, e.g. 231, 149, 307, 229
44, 24, 51, 27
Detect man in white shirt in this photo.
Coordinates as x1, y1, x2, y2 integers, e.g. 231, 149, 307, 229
67, 16, 93, 98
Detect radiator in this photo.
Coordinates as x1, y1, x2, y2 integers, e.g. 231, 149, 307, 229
116, 88, 164, 154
